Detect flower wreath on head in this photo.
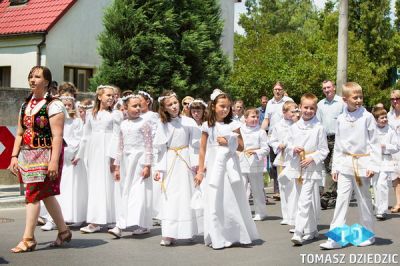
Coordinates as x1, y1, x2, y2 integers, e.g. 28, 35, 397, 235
138, 90, 154, 104
78, 103, 94, 109
189, 99, 207, 108
59, 95, 75, 102
210, 89, 224, 101
158, 92, 177, 103
121, 94, 141, 103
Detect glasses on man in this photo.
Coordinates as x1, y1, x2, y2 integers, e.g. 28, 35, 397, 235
390, 98, 400, 102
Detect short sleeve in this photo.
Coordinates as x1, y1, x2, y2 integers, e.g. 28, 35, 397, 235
48, 100, 68, 118
201, 121, 209, 133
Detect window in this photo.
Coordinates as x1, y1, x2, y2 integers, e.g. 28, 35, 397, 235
64, 66, 93, 92
0, 66, 11, 87
9, 0, 29, 6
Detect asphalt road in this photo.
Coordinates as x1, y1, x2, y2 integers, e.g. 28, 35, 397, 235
0, 192, 399, 266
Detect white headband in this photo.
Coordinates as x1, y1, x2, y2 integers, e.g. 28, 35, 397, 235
210, 89, 224, 101
158, 92, 177, 103
59, 95, 75, 102
78, 103, 94, 109
121, 94, 141, 102
138, 90, 154, 103
189, 99, 207, 108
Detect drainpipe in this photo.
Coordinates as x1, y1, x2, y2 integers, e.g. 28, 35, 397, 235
36, 34, 46, 66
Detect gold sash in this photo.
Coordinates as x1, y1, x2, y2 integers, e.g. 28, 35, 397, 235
343, 152, 369, 186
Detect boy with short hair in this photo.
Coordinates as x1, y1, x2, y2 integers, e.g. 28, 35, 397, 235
269, 101, 299, 226
239, 108, 270, 221
371, 107, 399, 220
320, 82, 380, 249
284, 93, 329, 245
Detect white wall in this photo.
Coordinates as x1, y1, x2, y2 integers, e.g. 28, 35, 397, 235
0, 36, 42, 88
45, 0, 111, 84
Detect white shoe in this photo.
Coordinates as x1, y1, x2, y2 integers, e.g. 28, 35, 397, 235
108, 226, 122, 238
160, 238, 173, 246
319, 239, 342, 250
291, 234, 303, 246
80, 224, 101, 233
41, 221, 57, 231
253, 214, 267, 221
358, 237, 375, 247
132, 227, 150, 235
280, 220, 289, 225
302, 231, 319, 241
289, 228, 295, 233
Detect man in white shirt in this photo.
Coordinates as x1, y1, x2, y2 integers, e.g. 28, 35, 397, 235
316, 80, 345, 196
261, 82, 293, 198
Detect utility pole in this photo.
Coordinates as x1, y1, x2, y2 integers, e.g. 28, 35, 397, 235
336, 0, 348, 96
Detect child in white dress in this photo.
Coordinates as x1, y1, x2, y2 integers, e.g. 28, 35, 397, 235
73, 85, 122, 233
57, 95, 87, 226
153, 90, 201, 246
269, 101, 298, 226
108, 95, 153, 238
239, 108, 269, 221
195, 89, 259, 250
138, 90, 161, 222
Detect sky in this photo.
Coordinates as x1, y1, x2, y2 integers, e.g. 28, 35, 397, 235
234, 0, 395, 35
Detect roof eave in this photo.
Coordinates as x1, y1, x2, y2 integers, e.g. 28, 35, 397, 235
0, 31, 47, 38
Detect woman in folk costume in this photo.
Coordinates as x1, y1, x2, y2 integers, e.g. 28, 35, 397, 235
108, 94, 154, 238
195, 89, 259, 250
72, 85, 123, 233
8, 66, 71, 252
153, 90, 201, 246
57, 95, 87, 226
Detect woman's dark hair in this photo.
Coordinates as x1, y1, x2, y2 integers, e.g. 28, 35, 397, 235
158, 90, 179, 123
25, 66, 52, 103
207, 92, 233, 127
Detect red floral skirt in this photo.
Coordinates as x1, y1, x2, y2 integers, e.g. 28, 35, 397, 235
19, 150, 64, 203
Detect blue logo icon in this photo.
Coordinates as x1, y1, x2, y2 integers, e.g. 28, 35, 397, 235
325, 224, 374, 247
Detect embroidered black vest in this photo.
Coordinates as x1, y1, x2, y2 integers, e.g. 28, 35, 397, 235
20, 98, 55, 149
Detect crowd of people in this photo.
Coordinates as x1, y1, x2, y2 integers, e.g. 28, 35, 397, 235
7, 66, 400, 253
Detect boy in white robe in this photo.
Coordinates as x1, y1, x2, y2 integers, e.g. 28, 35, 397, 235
371, 107, 399, 220
269, 101, 298, 226
239, 108, 270, 221
320, 82, 380, 249
285, 93, 328, 246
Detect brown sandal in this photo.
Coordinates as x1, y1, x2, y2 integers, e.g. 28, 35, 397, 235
11, 238, 37, 253
51, 229, 72, 247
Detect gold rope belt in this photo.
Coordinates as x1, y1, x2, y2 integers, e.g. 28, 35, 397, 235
298, 150, 315, 185
343, 152, 370, 187
161, 145, 190, 192
243, 147, 259, 157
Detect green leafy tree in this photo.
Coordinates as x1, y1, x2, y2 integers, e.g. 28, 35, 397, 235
230, 0, 386, 108
92, 0, 230, 99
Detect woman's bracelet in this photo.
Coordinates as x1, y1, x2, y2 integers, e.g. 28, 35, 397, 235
196, 172, 205, 176
11, 155, 18, 158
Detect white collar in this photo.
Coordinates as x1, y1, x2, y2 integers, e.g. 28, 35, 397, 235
344, 106, 365, 122
296, 116, 318, 130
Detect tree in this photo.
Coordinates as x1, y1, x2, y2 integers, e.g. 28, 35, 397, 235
230, 0, 387, 108
92, 0, 230, 99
